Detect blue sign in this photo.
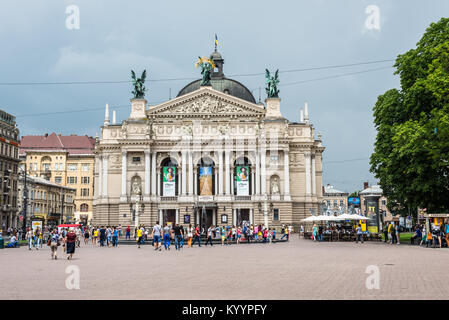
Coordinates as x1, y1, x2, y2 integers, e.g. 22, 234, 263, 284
348, 197, 361, 205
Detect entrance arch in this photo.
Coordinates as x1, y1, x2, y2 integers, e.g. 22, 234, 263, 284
234, 157, 252, 195
196, 157, 215, 196
160, 157, 179, 196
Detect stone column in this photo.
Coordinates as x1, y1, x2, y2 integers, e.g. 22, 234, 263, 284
218, 151, 223, 195
158, 210, 163, 224
260, 149, 266, 195
225, 151, 230, 195
194, 170, 197, 196
144, 150, 150, 199
120, 150, 127, 201
231, 167, 234, 195
98, 156, 103, 197
250, 208, 254, 225
188, 151, 193, 195
212, 209, 216, 225
284, 150, 290, 198
214, 169, 218, 195
175, 209, 179, 224
157, 172, 161, 196
151, 152, 157, 196
233, 209, 237, 225
305, 152, 311, 196
312, 155, 316, 195
255, 150, 260, 195
102, 155, 108, 196
251, 169, 255, 195
181, 151, 186, 195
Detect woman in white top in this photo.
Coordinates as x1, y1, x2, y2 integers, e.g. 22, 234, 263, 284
187, 224, 193, 247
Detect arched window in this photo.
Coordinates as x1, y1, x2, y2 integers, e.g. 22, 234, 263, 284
234, 157, 252, 195
80, 203, 89, 212
197, 157, 215, 196
160, 157, 178, 196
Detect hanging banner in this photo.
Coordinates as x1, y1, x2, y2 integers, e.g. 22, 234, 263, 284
236, 166, 249, 196
162, 166, 176, 196
199, 167, 213, 195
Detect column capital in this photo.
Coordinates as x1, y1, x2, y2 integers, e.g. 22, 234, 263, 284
144, 149, 151, 155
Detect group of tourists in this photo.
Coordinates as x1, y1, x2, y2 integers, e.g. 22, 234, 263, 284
409, 223, 449, 248
132, 222, 291, 250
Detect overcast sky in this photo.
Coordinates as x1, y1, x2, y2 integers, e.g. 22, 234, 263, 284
1, 0, 448, 192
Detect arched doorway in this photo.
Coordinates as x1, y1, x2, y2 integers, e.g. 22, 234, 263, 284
196, 157, 215, 196
234, 157, 252, 195
160, 157, 178, 196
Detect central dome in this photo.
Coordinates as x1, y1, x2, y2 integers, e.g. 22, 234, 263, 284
176, 51, 257, 104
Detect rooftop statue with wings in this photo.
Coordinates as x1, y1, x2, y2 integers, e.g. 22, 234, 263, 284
265, 69, 280, 98
131, 69, 147, 99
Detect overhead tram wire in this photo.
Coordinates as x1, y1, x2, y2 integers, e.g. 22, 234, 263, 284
0, 59, 394, 86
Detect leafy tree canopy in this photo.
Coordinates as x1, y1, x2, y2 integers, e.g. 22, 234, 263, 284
370, 18, 449, 214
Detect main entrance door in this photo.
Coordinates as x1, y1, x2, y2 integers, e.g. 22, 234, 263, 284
237, 209, 250, 226
200, 209, 214, 228
163, 209, 176, 226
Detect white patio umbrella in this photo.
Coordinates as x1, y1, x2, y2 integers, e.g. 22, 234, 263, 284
301, 216, 321, 222
335, 213, 360, 220
352, 214, 371, 220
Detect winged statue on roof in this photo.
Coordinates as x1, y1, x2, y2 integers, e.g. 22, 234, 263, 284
131, 69, 147, 99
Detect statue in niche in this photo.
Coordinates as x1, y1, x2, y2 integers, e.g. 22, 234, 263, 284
131, 176, 142, 196
121, 122, 127, 139
271, 176, 280, 195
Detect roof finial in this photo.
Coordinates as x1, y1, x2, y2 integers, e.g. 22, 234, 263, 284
104, 103, 110, 126
214, 34, 218, 52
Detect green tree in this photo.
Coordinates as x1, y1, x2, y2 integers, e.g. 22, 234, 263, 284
370, 18, 449, 214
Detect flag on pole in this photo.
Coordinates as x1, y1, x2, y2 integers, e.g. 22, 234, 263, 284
215, 34, 218, 51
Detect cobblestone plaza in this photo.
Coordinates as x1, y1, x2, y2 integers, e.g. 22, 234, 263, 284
1, 237, 448, 300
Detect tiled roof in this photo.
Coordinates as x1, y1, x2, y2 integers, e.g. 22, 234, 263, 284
324, 185, 347, 195
19, 133, 95, 156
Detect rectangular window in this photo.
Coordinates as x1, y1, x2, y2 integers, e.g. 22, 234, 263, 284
67, 164, 77, 171
82, 164, 90, 172
273, 209, 279, 221
81, 188, 89, 197
55, 177, 62, 184
381, 200, 386, 206
67, 177, 77, 184
333, 200, 338, 207
81, 177, 90, 184
132, 157, 141, 164
340, 200, 344, 206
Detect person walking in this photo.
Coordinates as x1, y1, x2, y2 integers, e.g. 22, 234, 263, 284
173, 223, 183, 251
163, 223, 172, 250
26, 228, 33, 250
126, 226, 131, 240
38, 229, 44, 249
99, 226, 106, 247
65, 229, 77, 260
49, 229, 60, 260
106, 226, 112, 247
281, 226, 289, 241
355, 224, 364, 243
312, 224, 318, 242
136, 227, 143, 249
205, 225, 214, 246
84, 228, 90, 245
112, 227, 119, 247
187, 224, 193, 247
152, 221, 162, 251
192, 224, 202, 247
395, 224, 400, 245
300, 225, 304, 238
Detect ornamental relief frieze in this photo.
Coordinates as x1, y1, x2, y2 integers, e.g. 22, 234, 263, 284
289, 153, 304, 167
154, 95, 259, 116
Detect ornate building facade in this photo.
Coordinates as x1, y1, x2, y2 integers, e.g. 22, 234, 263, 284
19, 133, 95, 225
0, 110, 20, 232
93, 51, 325, 229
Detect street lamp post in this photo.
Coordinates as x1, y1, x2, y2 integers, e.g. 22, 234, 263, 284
20, 164, 28, 238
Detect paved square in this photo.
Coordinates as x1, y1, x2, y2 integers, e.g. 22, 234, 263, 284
1, 237, 449, 300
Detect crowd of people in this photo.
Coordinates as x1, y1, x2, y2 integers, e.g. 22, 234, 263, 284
1, 222, 293, 257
